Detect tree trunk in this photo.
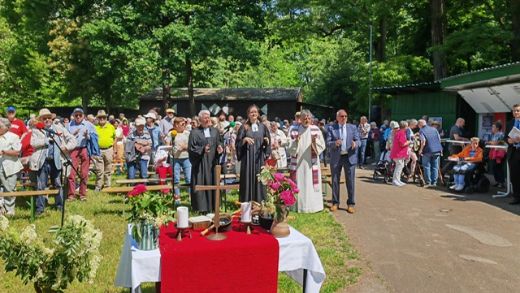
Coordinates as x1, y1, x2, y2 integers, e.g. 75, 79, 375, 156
184, 14, 196, 117
82, 96, 88, 113
430, 0, 447, 80
376, 17, 386, 62
186, 56, 195, 117
512, 0, 520, 61
162, 68, 171, 110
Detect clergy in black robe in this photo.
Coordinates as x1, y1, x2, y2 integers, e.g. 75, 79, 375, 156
188, 110, 224, 212
236, 108, 271, 203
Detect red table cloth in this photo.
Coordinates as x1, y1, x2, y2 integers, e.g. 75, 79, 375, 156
159, 220, 279, 293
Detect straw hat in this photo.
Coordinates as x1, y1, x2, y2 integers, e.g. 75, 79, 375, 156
38, 108, 53, 119
96, 110, 107, 118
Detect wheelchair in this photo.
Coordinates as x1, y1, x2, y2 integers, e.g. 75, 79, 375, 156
445, 161, 490, 193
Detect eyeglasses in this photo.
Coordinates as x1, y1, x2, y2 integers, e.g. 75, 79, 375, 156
74, 114, 83, 117
339, 115, 347, 117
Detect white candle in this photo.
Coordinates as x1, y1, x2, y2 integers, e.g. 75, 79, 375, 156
241, 202, 252, 222
177, 206, 189, 228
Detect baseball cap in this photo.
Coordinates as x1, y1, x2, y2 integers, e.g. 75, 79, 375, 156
6, 106, 16, 112
135, 117, 146, 126
144, 112, 157, 120
72, 107, 85, 115
166, 108, 175, 114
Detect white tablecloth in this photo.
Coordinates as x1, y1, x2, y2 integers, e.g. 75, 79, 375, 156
114, 225, 161, 293
114, 225, 325, 292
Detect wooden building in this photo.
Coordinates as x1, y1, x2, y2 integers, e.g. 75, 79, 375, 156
376, 62, 520, 138
139, 87, 334, 120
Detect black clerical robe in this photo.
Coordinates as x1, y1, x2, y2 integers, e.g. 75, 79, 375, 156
188, 127, 223, 212
236, 122, 271, 203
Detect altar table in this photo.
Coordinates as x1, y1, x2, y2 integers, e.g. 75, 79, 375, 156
115, 225, 325, 292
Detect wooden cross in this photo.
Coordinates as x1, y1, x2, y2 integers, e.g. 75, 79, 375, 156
194, 165, 239, 241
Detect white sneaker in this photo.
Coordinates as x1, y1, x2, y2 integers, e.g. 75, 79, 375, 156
393, 180, 402, 186
455, 184, 465, 191
449, 184, 457, 190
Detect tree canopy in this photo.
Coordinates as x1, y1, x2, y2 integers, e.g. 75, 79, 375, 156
1, 0, 518, 116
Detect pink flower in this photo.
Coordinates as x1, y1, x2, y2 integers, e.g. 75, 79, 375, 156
286, 178, 298, 189
273, 173, 285, 182
280, 190, 296, 206
128, 184, 147, 197
270, 182, 281, 190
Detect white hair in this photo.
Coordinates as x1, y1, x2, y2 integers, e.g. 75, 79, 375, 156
198, 110, 211, 118
0, 118, 11, 129
300, 109, 313, 119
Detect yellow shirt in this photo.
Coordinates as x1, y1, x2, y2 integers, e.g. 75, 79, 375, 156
96, 123, 115, 149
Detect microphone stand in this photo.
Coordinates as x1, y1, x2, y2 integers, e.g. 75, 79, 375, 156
45, 129, 81, 227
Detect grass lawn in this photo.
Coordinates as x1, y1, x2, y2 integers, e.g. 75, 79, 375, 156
0, 179, 360, 292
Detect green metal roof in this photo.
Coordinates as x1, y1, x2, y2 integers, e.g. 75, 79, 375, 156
440, 62, 520, 90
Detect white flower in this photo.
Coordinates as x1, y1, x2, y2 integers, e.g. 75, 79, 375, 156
0, 215, 8, 231
20, 224, 38, 244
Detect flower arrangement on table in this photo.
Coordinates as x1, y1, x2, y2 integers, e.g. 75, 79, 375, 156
127, 184, 176, 249
0, 215, 102, 293
258, 165, 299, 237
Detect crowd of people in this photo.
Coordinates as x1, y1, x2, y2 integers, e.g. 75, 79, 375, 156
0, 103, 519, 217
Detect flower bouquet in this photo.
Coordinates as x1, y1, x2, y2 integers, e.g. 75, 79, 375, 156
258, 165, 299, 237
127, 184, 175, 250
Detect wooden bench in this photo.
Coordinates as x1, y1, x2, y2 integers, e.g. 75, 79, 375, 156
0, 189, 60, 222
115, 178, 173, 185
101, 185, 175, 194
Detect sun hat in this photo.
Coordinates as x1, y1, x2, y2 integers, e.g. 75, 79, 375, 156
96, 110, 108, 118
38, 108, 53, 119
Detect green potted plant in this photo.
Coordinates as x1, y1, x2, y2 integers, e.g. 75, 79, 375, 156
0, 215, 102, 293
126, 184, 175, 250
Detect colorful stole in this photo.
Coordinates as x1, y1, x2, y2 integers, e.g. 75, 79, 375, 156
289, 125, 321, 191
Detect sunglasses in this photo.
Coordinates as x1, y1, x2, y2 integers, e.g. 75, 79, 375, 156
74, 114, 83, 117
43, 117, 52, 121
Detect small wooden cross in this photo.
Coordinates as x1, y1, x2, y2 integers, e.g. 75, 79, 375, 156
194, 165, 239, 241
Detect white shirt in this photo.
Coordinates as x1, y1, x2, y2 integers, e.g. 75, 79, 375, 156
339, 123, 348, 154
203, 128, 211, 138
0, 131, 23, 177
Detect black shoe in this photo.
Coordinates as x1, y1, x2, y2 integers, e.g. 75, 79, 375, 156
509, 198, 520, 205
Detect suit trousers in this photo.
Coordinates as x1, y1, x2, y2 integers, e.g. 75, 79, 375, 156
332, 154, 356, 206
509, 148, 520, 198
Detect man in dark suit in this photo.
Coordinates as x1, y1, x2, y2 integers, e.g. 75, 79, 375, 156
327, 109, 360, 214
507, 104, 520, 205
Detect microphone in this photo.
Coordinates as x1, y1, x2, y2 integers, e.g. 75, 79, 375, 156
35, 122, 61, 136
223, 121, 236, 132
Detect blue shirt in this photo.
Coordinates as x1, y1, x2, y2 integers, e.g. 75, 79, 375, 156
419, 125, 443, 154
67, 119, 96, 148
